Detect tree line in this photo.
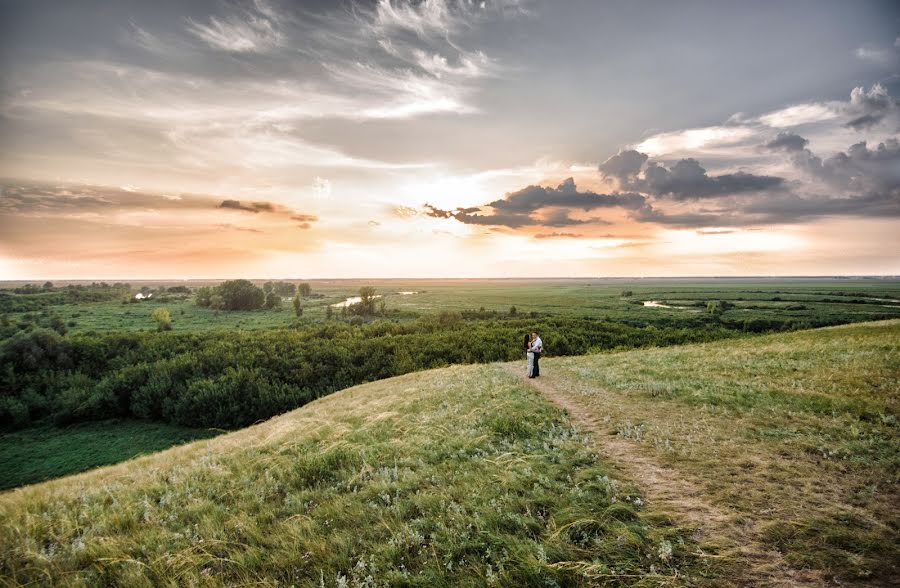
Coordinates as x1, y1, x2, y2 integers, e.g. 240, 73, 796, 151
0, 316, 739, 430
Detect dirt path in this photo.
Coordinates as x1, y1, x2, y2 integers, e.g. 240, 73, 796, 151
502, 364, 827, 588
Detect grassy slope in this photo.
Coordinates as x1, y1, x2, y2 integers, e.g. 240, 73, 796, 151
0, 420, 222, 490
0, 365, 719, 587
1, 321, 895, 586
542, 320, 899, 583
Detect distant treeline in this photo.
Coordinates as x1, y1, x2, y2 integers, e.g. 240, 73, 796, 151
1, 315, 744, 430
0, 283, 131, 313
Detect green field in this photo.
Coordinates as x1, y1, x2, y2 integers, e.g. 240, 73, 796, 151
4, 278, 899, 335
0, 420, 221, 490
1, 321, 896, 586
1, 278, 899, 493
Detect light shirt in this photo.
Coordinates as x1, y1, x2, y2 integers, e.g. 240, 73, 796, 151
530, 336, 543, 353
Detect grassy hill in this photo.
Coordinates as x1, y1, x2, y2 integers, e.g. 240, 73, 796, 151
538, 319, 899, 585
0, 364, 720, 586
1, 321, 896, 586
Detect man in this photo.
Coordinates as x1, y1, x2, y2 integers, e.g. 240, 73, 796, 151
529, 330, 543, 378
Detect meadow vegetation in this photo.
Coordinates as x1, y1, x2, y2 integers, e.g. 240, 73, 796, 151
539, 320, 899, 584
0, 420, 220, 490
0, 365, 726, 586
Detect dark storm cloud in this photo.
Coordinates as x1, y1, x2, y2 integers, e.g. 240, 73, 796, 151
638, 159, 784, 200
487, 178, 646, 213
423, 204, 539, 228
764, 132, 809, 152
423, 179, 643, 228
598, 151, 785, 200
218, 199, 277, 213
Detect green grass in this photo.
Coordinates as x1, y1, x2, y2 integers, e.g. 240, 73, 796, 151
540, 320, 899, 583
0, 365, 724, 587
9, 278, 900, 335
0, 420, 222, 490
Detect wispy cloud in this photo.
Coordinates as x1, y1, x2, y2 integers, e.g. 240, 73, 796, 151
185, 1, 283, 53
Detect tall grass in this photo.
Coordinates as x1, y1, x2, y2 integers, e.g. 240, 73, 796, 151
0, 364, 722, 586
546, 320, 899, 583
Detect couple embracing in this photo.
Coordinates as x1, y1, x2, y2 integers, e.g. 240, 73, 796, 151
523, 330, 543, 378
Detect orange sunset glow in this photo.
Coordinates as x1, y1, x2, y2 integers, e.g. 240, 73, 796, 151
1, 1, 898, 279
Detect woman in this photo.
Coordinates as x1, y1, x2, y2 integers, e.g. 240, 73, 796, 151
524, 332, 534, 378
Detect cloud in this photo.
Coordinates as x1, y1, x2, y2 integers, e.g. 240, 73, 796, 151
742, 190, 900, 222
757, 103, 840, 128
767, 132, 900, 194
854, 40, 899, 65
534, 232, 583, 239
599, 154, 784, 200
422, 178, 643, 229
0, 182, 211, 215
487, 178, 646, 212
764, 132, 809, 152
598, 150, 648, 181
185, 1, 282, 53
218, 199, 277, 213
633, 126, 757, 156
845, 83, 898, 130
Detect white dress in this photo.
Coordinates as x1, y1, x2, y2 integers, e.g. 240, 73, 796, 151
526, 351, 535, 377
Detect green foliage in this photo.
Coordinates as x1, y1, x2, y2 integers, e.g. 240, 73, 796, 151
194, 286, 213, 307
298, 282, 312, 297
0, 317, 739, 430
151, 308, 172, 331
0, 282, 130, 313
218, 279, 265, 310
264, 292, 281, 309
292, 293, 303, 317
349, 286, 378, 316
706, 300, 733, 314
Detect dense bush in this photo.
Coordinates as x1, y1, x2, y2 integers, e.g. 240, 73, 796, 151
195, 280, 265, 310
0, 317, 738, 431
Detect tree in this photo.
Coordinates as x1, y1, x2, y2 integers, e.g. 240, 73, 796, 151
509, 306, 518, 317
209, 294, 224, 318
621, 290, 633, 297
326, 305, 334, 319
275, 282, 296, 297
350, 286, 378, 316
151, 308, 172, 331
195, 286, 213, 307
706, 300, 732, 315
265, 292, 281, 309
292, 293, 303, 317
43, 281, 54, 291
217, 279, 265, 310
299, 283, 312, 297
263, 281, 274, 294
49, 316, 67, 336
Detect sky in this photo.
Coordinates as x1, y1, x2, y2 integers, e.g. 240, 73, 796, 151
0, 0, 898, 279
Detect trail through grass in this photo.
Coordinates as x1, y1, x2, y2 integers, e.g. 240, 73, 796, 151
519, 320, 898, 585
